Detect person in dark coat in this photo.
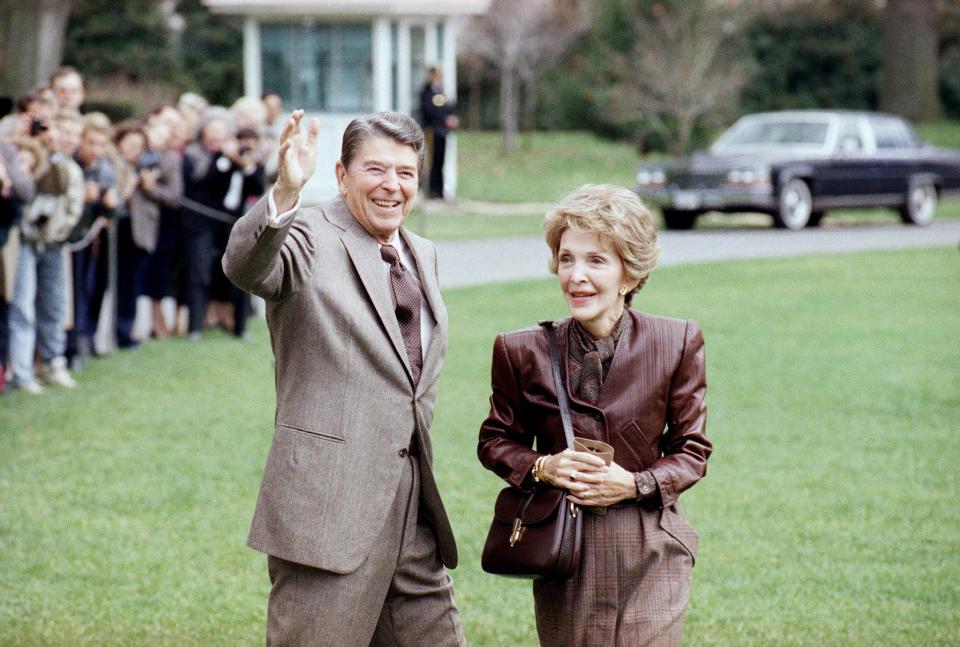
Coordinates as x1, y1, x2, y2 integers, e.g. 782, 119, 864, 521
478, 184, 712, 647
209, 127, 264, 339
180, 111, 250, 340
418, 66, 458, 200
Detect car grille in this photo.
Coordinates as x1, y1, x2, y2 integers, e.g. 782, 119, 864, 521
669, 173, 726, 189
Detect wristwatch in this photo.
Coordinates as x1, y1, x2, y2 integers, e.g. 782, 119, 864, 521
634, 471, 656, 500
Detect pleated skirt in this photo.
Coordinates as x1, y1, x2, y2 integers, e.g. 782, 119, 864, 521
533, 503, 699, 647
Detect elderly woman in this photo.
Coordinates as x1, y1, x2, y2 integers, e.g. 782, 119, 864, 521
477, 184, 712, 646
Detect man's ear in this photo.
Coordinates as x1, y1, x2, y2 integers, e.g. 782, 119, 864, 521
334, 160, 347, 196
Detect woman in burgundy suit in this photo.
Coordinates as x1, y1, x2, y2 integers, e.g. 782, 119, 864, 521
478, 184, 712, 646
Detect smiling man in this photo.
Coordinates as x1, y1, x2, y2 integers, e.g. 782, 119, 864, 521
223, 111, 465, 646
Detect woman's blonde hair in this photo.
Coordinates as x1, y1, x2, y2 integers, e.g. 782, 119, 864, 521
544, 184, 660, 305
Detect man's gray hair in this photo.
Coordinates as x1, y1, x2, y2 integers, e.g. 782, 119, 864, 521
341, 112, 425, 173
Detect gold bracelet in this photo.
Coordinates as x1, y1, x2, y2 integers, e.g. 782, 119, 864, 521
532, 456, 546, 483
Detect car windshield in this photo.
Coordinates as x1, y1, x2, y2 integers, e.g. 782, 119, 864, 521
714, 118, 831, 150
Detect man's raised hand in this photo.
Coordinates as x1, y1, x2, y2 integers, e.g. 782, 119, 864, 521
274, 109, 319, 213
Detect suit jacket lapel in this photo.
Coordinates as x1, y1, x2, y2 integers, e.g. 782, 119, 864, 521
327, 199, 412, 381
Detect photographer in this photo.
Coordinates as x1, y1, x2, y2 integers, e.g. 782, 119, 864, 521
0, 87, 57, 141
8, 111, 84, 394
181, 110, 253, 340
210, 127, 263, 339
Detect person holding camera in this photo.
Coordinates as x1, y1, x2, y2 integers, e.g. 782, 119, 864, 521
209, 126, 263, 339
8, 111, 84, 394
181, 110, 258, 340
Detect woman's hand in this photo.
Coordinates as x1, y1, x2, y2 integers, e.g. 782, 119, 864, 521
564, 460, 638, 508
139, 168, 160, 192
274, 109, 319, 212
102, 187, 119, 210
541, 449, 606, 491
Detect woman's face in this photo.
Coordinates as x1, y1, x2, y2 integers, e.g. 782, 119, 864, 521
201, 119, 228, 152
118, 132, 146, 164
557, 229, 631, 338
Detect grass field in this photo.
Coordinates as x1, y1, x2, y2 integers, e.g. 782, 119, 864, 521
456, 130, 644, 204
1, 247, 958, 645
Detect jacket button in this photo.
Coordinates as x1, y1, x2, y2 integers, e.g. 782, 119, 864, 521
592, 412, 603, 422
399, 448, 409, 458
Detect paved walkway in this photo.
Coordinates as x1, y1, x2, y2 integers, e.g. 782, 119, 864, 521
437, 219, 960, 289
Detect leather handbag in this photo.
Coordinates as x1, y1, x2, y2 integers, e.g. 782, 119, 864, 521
480, 321, 583, 579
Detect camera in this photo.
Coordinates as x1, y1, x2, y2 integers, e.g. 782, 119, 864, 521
30, 118, 47, 136
137, 150, 160, 171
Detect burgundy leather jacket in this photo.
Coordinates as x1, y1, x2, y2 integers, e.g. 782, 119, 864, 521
477, 310, 711, 507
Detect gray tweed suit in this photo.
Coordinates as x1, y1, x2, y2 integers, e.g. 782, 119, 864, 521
223, 195, 463, 646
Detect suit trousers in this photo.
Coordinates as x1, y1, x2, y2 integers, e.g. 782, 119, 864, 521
265, 455, 466, 647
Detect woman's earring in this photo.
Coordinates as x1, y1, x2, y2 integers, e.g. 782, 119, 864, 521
618, 286, 628, 296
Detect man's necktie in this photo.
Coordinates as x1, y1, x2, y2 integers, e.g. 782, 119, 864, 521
380, 244, 423, 384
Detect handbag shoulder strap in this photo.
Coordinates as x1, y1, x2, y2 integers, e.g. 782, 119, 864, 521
540, 320, 575, 451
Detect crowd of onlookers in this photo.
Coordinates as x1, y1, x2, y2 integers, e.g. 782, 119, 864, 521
0, 66, 286, 396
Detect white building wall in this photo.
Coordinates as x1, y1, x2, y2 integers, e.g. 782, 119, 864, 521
242, 11, 468, 204
442, 17, 458, 200
396, 20, 413, 115
372, 17, 392, 113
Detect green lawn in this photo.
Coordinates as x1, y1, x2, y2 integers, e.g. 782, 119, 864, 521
2, 248, 958, 645
456, 130, 644, 203
916, 120, 960, 149
405, 210, 545, 241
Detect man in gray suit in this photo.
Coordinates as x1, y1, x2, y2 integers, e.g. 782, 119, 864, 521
223, 110, 465, 646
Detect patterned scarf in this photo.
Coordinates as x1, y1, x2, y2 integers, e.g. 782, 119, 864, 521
567, 312, 629, 403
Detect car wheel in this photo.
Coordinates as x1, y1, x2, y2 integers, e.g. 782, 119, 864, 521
774, 178, 813, 230
900, 179, 937, 226
662, 209, 698, 230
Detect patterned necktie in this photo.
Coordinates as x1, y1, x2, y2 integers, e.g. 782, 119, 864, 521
380, 244, 423, 384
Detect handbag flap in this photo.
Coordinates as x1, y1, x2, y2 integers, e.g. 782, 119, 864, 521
492, 487, 566, 525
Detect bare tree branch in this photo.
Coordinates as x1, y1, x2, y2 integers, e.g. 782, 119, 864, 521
461, 0, 588, 149
602, 0, 747, 155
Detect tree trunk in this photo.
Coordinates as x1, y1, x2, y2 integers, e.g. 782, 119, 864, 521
673, 112, 694, 157
879, 0, 942, 122
521, 76, 537, 135
499, 64, 519, 150
0, 0, 72, 102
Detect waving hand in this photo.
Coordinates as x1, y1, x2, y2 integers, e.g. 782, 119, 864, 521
274, 109, 319, 212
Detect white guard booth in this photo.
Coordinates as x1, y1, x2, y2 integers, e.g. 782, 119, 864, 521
202, 0, 490, 205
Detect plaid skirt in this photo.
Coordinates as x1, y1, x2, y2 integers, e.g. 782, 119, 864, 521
533, 503, 699, 647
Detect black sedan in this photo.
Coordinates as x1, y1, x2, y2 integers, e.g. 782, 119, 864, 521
634, 110, 960, 230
